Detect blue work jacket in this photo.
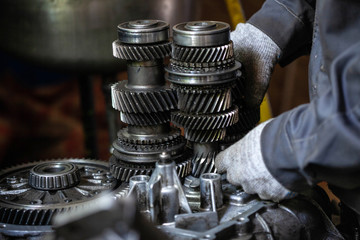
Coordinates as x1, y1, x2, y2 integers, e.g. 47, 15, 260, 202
248, 0, 360, 214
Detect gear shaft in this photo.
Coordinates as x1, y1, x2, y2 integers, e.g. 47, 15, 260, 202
110, 20, 191, 182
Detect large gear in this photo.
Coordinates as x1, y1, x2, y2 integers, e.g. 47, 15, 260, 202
0, 159, 118, 226
120, 111, 170, 126
113, 40, 171, 61
171, 105, 239, 130
111, 81, 177, 113
109, 155, 192, 182
171, 42, 233, 63
172, 83, 234, 113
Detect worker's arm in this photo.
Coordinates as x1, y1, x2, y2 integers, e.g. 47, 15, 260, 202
231, 0, 315, 108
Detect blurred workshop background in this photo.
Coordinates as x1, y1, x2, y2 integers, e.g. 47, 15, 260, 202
0, 0, 309, 168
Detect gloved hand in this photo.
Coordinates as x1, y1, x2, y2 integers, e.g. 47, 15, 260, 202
231, 23, 281, 108
215, 120, 296, 202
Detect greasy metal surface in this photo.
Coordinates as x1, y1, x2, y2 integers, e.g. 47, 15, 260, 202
0, 0, 201, 73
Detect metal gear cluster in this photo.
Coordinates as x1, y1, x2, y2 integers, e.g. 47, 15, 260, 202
0, 159, 118, 226
110, 20, 191, 182
166, 21, 241, 177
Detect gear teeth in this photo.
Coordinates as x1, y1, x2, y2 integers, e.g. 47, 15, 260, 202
172, 42, 233, 63
170, 58, 235, 71
120, 111, 170, 126
113, 40, 171, 61
191, 151, 217, 178
185, 128, 226, 142
171, 105, 239, 130
0, 207, 61, 225
109, 155, 192, 182
117, 127, 181, 145
172, 83, 233, 113
111, 81, 177, 113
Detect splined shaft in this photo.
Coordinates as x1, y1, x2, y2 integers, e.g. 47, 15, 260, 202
166, 21, 241, 177
110, 20, 191, 182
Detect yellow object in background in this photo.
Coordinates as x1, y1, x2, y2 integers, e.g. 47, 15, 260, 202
225, 0, 273, 123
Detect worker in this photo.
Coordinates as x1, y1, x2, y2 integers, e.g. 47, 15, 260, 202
215, 0, 360, 221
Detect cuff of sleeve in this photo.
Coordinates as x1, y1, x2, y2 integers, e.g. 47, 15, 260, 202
248, 0, 313, 66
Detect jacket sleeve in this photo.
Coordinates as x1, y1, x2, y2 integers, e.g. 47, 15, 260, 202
261, 42, 360, 196
248, 0, 316, 66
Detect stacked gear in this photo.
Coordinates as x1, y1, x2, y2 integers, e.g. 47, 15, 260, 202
166, 21, 244, 178
0, 159, 118, 239
110, 20, 191, 182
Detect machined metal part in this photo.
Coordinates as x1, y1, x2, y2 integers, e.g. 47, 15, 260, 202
117, 20, 170, 44
200, 173, 223, 211
173, 21, 230, 47
28, 162, 81, 190
110, 19, 190, 182
172, 41, 234, 63
191, 142, 218, 178
172, 83, 234, 114
0, 159, 119, 239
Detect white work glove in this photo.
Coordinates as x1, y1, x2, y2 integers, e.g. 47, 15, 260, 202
215, 120, 297, 202
231, 23, 281, 108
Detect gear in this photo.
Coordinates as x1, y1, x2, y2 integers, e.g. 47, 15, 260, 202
120, 111, 170, 126
113, 40, 171, 61
169, 58, 235, 71
111, 81, 177, 113
117, 126, 181, 145
171, 105, 239, 130
184, 128, 226, 142
171, 42, 233, 62
191, 151, 217, 178
109, 155, 192, 182
28, 162, 81, 190
172, 83, 233, 113
0, 159, 118, 226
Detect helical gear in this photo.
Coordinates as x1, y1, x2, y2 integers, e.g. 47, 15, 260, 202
120, 111, 170, 126
113, 40, 171, 61
171, 105, 239, 130
184, 128, 227, 143
172, 83, 234, 114
109, 155, 192, 182
171, 42, 233, 63
191, 151, 217, 178
111, 81, 177, 113
0, 159, 118, 226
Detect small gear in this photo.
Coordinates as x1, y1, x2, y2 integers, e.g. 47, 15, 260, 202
191, 151, 217, 178
171, 105, 239, 130
113, 40, 171, 61
172, 83, 234, 113
117, 126, 181, 145
170, 58, 235, 71
185, 128, 226, 142
29, 162, 81, 190
171, 42, 233, 63
109, 155, 192, 182
111, 81, 177, 113
0, 159, 118, 226
120, 111, 170, 126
